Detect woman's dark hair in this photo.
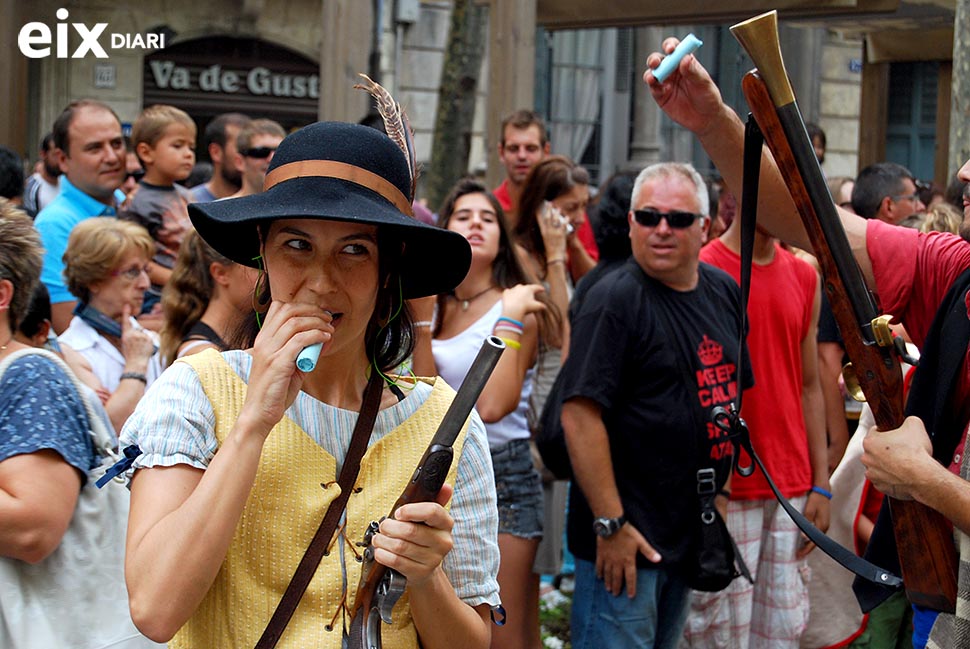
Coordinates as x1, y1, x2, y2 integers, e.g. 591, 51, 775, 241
437, 179, 527, 291
589, 171, 636, 261
366, 229, 413, 373
18, 282, 52, 339
230, 222, 414, 375
436, 178, 561, 340
514, 155, 589, 268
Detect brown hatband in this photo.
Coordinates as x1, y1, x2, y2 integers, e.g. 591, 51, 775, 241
262, 160, 414, 217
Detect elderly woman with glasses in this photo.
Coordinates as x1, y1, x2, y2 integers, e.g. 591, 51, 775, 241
59, 217, 162, 433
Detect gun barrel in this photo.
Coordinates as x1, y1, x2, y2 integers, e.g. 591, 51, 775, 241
430, 335, 505, 449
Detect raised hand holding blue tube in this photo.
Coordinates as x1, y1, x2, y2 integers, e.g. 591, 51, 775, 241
652, 33, 703, 83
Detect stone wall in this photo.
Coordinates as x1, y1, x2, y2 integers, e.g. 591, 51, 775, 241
383, 0, 490, 193
818, 30, 864, 178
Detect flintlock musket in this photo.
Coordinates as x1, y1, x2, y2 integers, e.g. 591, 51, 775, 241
730, 10, 957, 612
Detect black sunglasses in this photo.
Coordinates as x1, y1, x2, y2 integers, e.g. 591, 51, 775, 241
243, 146, 277, 159
633, 208, 702, 229
126, 170, 145, 182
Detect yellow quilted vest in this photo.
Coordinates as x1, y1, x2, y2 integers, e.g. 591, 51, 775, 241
170, 350, 467, 649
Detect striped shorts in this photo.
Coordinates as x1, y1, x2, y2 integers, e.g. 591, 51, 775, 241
680, 495, 811, 649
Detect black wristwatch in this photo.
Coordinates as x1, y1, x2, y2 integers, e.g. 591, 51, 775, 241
593, 515, 626, 538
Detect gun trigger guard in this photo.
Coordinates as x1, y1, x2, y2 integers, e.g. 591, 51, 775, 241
360, 520, 381, 547
375, 569, 407, 624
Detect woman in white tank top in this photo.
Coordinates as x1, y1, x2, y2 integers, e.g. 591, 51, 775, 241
411, 179, 561, 649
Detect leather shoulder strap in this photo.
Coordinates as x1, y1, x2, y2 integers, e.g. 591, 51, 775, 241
255, 371, 385, 649
713, 115, 901, 590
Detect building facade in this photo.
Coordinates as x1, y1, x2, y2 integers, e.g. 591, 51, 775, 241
2, 1, 955, 199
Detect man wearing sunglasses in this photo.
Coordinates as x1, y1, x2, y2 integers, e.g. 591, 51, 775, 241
851, 162, 926, 226
227, 118, 286, 199
558, 162, 752, 649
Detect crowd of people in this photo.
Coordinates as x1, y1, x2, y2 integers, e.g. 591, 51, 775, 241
1, 33, 970, 649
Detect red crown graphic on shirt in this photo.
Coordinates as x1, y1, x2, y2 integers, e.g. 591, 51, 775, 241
697, 335, 723, 366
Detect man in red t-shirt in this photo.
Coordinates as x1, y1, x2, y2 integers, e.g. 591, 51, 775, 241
682, 211, 828, 649
494, 109, 549, 222
493, 109, 599, 281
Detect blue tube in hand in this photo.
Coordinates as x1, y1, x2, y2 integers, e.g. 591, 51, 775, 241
295, 310, 333, 372
652, 33, 703, 83
296, 343, 322, 372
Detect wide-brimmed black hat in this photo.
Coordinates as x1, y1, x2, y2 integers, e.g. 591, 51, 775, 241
188, 121, 470, 298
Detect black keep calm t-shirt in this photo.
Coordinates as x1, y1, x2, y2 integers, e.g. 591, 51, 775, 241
560, 259, 752, 568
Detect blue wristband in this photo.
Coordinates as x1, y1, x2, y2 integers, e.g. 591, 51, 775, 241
811, 485, 833, 500
496, 316, 524, 328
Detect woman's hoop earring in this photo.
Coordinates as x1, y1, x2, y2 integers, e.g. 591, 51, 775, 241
252, 255, 271, 312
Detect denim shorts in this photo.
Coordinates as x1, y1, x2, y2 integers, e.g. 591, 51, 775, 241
490, 438, 544, 539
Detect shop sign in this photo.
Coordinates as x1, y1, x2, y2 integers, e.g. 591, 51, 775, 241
148, 60, 319, 99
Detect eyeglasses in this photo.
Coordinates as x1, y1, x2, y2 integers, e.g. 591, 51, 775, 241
243, 146, 277, 159
892, 192, 920, 203
892, 192, 919, 203
111, 264, 150, 281
632, 208, 702, 229
126, 170, 145, 182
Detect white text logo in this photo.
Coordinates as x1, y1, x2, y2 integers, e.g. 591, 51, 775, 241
18, 9, 166, 59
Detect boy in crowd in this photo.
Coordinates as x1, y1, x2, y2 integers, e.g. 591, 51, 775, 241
122, 104, 196, 314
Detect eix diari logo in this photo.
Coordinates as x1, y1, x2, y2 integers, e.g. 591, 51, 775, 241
18, 8, 166, 59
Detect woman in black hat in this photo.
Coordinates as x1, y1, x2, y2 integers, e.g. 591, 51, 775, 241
118, 121, 500, 648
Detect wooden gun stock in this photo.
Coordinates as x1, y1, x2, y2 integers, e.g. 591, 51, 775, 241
348, 336, 505, 648
732, 11, 957, 612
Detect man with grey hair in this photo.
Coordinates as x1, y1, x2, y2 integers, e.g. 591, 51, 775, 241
558, 162, 751, 649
